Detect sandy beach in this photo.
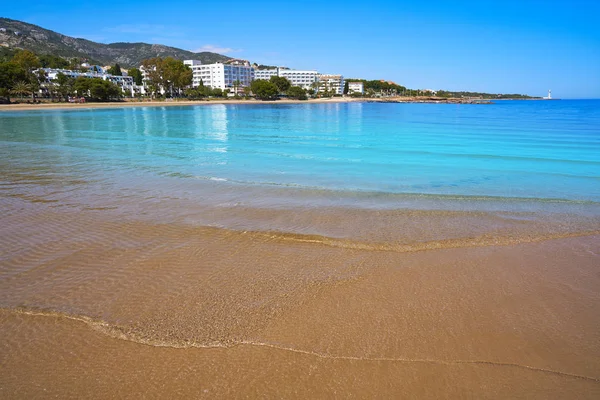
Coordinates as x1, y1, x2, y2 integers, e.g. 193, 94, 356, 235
0, 96, 489, 112
1, 204, 599, 398
0, 97, 361, 112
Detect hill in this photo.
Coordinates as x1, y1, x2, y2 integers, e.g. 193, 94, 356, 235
0, 17, 231, 67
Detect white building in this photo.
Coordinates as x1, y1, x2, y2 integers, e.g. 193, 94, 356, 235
37, 68, 136, 96
253, 68, 279, 81
279, 69, 319, 90
348, 81, 364, 94
184, 59, 254, 92
318, 74, 345, 95
253, 67, 319, 91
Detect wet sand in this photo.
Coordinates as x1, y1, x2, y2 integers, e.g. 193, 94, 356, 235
1, 193, 599, 398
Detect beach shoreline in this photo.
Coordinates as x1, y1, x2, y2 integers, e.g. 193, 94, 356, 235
0, 96, 494, 112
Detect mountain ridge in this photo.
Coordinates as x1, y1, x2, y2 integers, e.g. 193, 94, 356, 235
0, 17, 232, 68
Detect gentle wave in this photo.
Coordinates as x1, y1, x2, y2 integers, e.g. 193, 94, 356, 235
228, 228, 600, 253
4, 307, 599, 383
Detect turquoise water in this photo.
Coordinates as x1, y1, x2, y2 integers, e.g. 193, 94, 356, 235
1, 100, 599, 208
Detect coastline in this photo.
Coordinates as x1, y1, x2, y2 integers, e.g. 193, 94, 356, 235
0, 97, 357, 112
0, 96, 494, 112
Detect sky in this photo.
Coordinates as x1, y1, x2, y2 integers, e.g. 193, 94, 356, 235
3, 0, 600, 98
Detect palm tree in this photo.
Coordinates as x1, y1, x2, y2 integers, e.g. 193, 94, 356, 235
232, 80, 241, 95
311, 81, 320, 98
10, 81, 32, 102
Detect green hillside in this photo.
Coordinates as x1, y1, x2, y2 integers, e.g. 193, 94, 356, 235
0, 17, 231, 67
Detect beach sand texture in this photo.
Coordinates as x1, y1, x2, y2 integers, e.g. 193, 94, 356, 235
1, 201, 599, 398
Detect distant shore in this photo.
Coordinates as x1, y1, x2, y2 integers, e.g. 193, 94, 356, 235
0, 96, 502, 112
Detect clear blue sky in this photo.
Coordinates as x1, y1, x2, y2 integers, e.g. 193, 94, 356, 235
3, 0, 600, 98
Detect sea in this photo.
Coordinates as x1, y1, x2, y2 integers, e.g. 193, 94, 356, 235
1, 100, 599, 203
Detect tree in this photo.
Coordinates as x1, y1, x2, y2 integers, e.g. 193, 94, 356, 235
12, 50, 40, 73
162, 57, 191, 96
73, 77, 121, 101
89, 79, 121, 101
343, 81, 349, 95
108, 63, 123, 76
251, 79, 279, 100
10, 81, 32, 101
141, 57, 192, 98
68, 58, 82, 71
310, 81, 320, 97
39, 54, 69, 69
287, 86, 307, 100
127, 67, 143, 85
54, 72, 75, 101
73, 76, 91, 97
269, 76, 291, 93
0, 61, 28, 102
232, 79, 241, 95
211, 88, 224, 97
185, 87, 205, 99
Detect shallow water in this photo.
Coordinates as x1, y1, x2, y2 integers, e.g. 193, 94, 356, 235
1, 101, 599, 398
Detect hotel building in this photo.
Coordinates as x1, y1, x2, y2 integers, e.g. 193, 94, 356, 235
318, 74, 345, 95
184, 59, 254, 91
37, 67, 136, 95
254, 67, 320, 91
348, 81, 364, 94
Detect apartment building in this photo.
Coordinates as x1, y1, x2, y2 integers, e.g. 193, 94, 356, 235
253, 67, 319, 91
318, 74, 345, 95
37, 68, 136, 95
184, 59, 254, 91
253, 68, 279, 81
279, 69, 319, 90
348, 81, 364, 94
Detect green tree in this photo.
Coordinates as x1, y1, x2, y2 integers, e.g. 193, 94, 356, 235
251, 80, 279, 100
73, 76, 91, 96
108, 63, 123, 76
12, 50, 40, 73
39, 54, 69, 69
89, 79, 121, 101
287, 86, 307, 100
343, 81, 349, 95
10, 81, 32, 101
232, 79, 241, 95
269, 76, 291, 93
73, 77, 121, 101
68, 58, 82, 71
211, 88, 224, 97
141, 57, 192, 98
185, 86, 205, 99
54, 72, 75, 101
127, 67, 143, 85
0, 61, 28, 102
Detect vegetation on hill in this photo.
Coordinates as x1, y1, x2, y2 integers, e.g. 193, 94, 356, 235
435, 90, 539, 99
0, 17, 231, 68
